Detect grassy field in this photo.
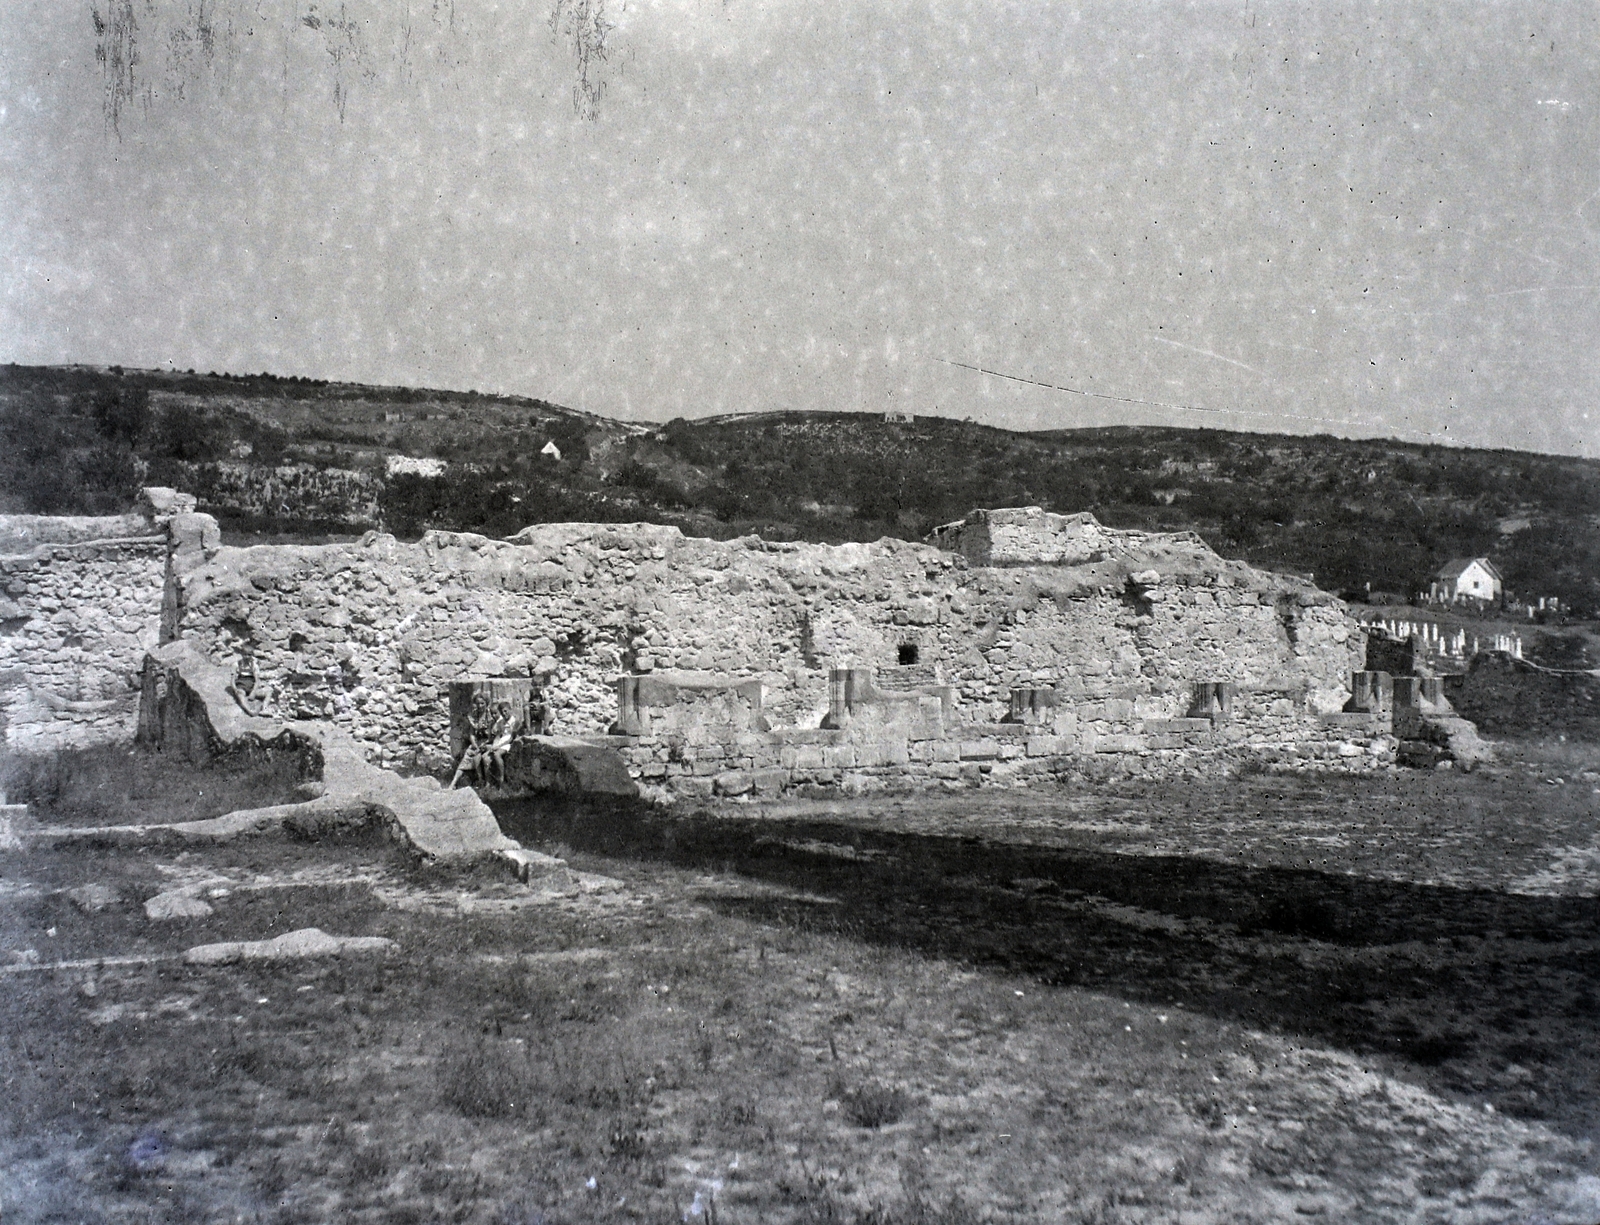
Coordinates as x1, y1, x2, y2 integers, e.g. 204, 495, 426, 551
2, 743, 1599, 1223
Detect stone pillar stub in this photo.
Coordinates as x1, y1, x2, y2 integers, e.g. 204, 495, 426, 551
615, 675, 644, 735
1344, 671, 1393, 715
824, 667, 876, 727
1394, 675, 1447, 711
1187, 681, 1236, 721
1005, 686, 1059, 724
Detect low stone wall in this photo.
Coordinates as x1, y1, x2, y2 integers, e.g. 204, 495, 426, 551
172, 459, 381, 528
1444, 651, 1600, 743
0, 514, 154, 553
607, 667, 1396, 800
614, 672, 767, 738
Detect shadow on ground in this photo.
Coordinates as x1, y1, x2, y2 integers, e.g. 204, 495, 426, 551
495, 794, 1600, 1146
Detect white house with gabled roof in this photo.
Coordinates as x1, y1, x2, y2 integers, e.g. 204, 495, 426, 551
1429, 557, 1502, 604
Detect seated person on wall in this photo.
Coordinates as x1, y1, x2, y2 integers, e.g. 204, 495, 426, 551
227, 652, 264, 717
525, 686, 552, 737
450, 694, 493, 789
484, 701, 519, 788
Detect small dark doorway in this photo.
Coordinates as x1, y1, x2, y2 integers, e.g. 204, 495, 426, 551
897, 643, 919, 666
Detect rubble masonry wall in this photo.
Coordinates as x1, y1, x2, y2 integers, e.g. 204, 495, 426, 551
166, 511, 1370, 777
0, 519, 167, 752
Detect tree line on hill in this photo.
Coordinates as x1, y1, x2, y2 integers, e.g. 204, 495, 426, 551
2, 365, 1596, 617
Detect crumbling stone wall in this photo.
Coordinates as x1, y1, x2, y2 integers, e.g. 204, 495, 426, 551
0, 515, 168, 751
137, 639, 519, 862
930, 506, 1123, 566
167, 507, 1369, 779
2, 489, 1394, 792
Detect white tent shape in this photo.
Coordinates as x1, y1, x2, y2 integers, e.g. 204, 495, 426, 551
540, 440, 562, 461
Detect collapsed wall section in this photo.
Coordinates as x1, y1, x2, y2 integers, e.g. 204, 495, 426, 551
929, 506, 1122, 567
138, 639, 518, 862
0, 513, 168, 751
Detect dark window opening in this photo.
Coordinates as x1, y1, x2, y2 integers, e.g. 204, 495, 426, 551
897, 643, 919, 666
289, 631, 310, 653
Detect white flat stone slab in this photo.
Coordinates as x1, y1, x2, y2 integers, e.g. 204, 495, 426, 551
0, 804, 28, 850
500, 846, 567, 881
144, 890, 215, 920
184, 927, 396, 966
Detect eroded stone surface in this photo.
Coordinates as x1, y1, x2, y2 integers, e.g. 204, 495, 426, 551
0, 527, 165, 752
66, 883, 120, 913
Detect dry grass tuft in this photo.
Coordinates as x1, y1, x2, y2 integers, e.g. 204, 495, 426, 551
835, 1080, 912, 1129
438, 1035, 546, 1120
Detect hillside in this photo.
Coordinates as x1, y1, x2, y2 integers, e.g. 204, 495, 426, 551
3, 363, 1597, 615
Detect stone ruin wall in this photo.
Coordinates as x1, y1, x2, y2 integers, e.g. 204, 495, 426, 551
162, 506, 1376, 784
1, 494, 1389, 790
0, 513, 169, 752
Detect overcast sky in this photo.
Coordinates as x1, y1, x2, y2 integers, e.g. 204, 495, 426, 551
2, 1, 1597, 456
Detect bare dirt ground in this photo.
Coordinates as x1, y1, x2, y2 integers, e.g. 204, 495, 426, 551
2, 743, 1598, 1223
